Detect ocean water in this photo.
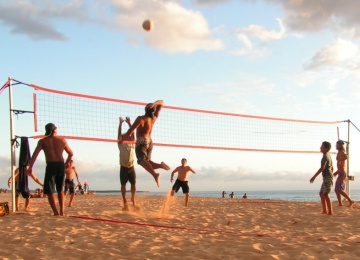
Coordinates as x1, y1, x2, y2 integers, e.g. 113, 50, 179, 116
95, 189, 360, 202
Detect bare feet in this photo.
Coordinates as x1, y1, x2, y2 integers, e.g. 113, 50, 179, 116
154, 173, 160, 187
327, 212, 333, 216
68, 204, 72, 207
122, 204, 130, 211
348, 201, 355, 208
161, 162, 170, 171
321, 211, 327, 214
338, 204, 343, 206
133, 205, 141, 212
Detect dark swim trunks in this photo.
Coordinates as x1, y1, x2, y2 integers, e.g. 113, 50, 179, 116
64, 179, 75, 194
120, 166, 136, 185
172, 179, 190, 194
15, 181, 30, 199
43, 162, 65, 195
135, 137, 153, 164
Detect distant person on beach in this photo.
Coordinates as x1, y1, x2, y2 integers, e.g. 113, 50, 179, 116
229, 192, 235, 198
64, 160, 81, 207
310, 141, 334, 215
8, 167, 44, 211
28, 123, 73, 216
222, 191, 226, 198
120, 100, 170, 187
333, 140, 354, 207
117, 116, 139, 211
170, 158, 196, 207
242, 193, 247, 199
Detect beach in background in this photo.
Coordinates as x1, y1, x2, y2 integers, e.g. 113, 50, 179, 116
95, 189, 360, 202
1, 192, 360, 259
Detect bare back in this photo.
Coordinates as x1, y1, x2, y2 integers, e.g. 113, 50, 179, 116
135, 116, 156, 139
39, 136, 67, 163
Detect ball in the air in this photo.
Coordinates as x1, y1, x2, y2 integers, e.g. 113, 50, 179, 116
142, 20, 153, 31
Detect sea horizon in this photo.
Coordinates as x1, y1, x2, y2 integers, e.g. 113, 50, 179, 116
93, 189, 360, 203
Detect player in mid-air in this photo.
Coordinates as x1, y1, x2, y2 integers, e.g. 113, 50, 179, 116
170, 158, 196, 207
118, 116, 139, 211
121, 100, 170, 187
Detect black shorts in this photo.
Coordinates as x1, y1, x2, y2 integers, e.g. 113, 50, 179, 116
120, 166, 136, 185
172, 179, 189, 194
64, 179, 75, 194
135, 139, 153, 164
15, 181, 30, 199
43, 162, 65, 195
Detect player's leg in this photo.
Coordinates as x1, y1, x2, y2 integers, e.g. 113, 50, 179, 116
185, 193, 189, 207
319, 191, 327, 214
335, 190, 343, 206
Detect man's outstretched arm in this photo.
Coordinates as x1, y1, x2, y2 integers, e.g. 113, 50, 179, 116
121, 116, 140, 143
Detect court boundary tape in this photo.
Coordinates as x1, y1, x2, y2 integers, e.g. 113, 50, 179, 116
70, 215, 342, 242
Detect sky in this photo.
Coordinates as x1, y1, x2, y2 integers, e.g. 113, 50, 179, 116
1, 0, 360, 193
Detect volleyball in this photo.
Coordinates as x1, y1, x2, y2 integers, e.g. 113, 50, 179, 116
142, 19, 153, 31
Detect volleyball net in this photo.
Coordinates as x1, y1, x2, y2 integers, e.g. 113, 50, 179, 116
22, 83, 340, 154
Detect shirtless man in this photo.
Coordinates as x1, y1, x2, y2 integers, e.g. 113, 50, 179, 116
170, 158, 196, 207
28, 123, 73, 216
121, 100, 170, 187
8, 167, 43, 211
64, 160, 81, 207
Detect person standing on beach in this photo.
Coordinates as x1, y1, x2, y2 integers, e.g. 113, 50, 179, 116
222, 191, 226, 198
8, 167, 44, 211
310, 141, 334, 215
120, 100, 170, 187
333, 140, 354, 207
170, 158, 196, 207
64, 160, 81, 207
118, 116, 139, 211
28, 123, 73, 216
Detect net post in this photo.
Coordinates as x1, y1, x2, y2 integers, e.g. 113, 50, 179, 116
346, 119, 350, 196
33, 93, 38, 132
8, 77, 16, 212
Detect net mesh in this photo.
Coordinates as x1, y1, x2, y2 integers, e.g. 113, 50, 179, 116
33, 84, 340, 153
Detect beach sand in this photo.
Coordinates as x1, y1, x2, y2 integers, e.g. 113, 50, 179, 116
0, 192, 360, 259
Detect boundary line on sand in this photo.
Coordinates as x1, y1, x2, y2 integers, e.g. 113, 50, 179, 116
70, 215, 341, 242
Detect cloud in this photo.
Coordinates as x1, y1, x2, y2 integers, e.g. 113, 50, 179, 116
230, 18, 284, 56
305, 38, 360, 70
268, 0, 360, 34
0, 0, 223, 53
0, 1, 65, 41
241, 18, 286, 41
106, 0, 223, 53
0, 0, 90, 41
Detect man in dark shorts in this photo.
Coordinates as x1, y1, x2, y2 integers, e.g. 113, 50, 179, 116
118, 116, 139, 211
28, 123, 73, 216
170, 158, 196, 206
64, 160, 81, 207
121, 100, 170, 187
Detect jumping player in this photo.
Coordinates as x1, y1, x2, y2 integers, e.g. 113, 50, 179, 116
121, 100, 170, 187
118, 116, 139, 211
64, 160, 81, 207
170, 158, 196, 207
